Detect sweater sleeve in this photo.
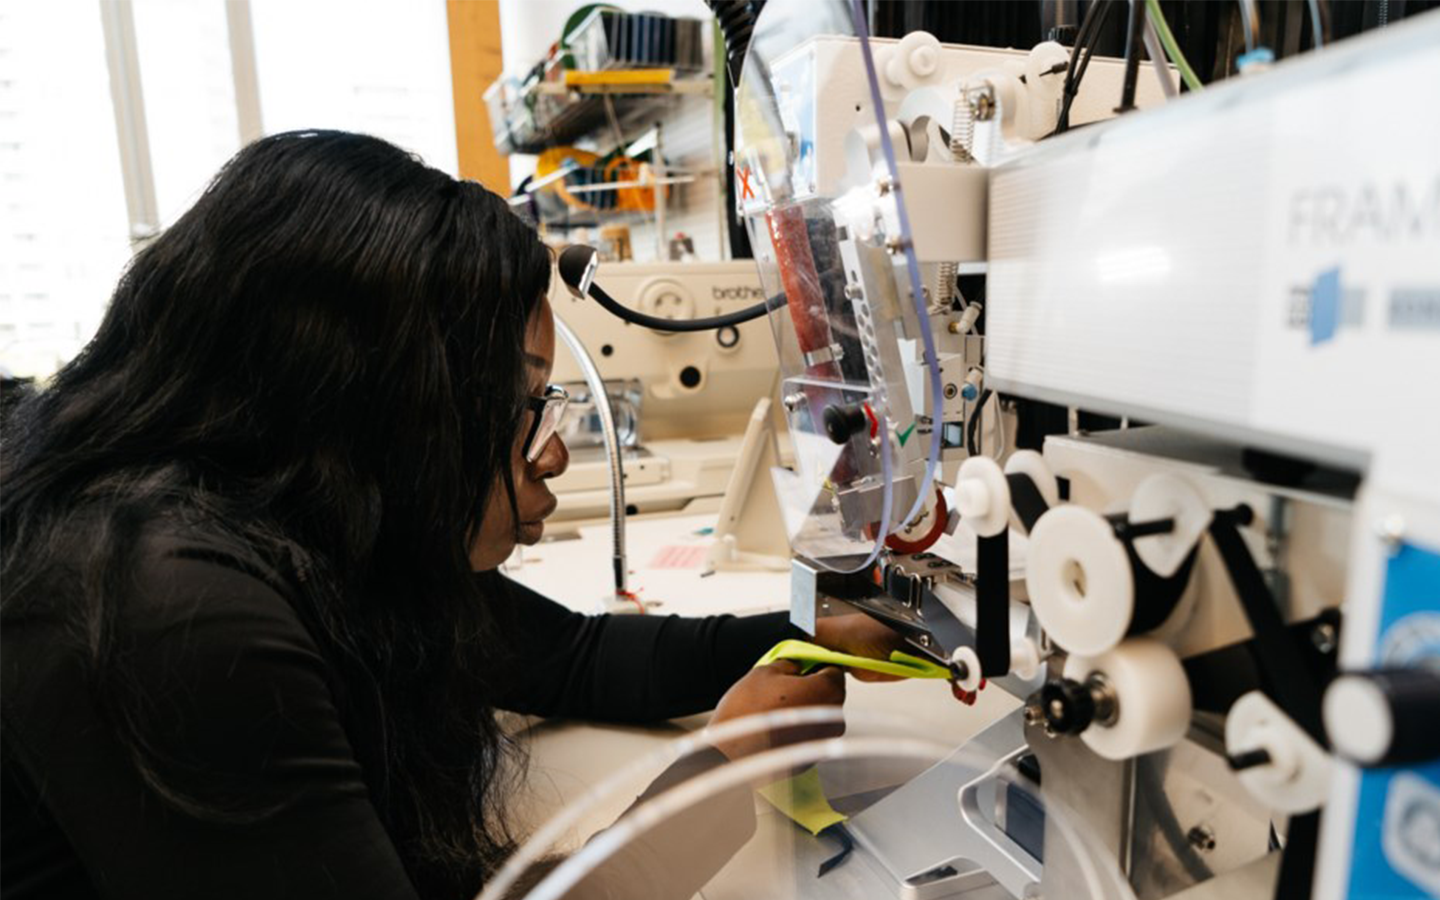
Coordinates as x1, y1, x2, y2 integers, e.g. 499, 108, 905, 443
487, 576, 800, 722
0, 545, 421, 900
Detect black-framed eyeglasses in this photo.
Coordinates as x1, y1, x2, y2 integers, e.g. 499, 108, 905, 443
521, 384, 569, 462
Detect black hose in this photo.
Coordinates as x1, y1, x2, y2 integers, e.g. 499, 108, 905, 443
1118, 0, 1147, 112
705, 0, 765, 88
558, 244, 778, 333
1057, 0, 1115, 132
706, 1, 764, 259
587, 281, 776, 332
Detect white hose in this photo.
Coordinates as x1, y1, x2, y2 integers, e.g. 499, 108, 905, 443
1143, 16, 1178, 98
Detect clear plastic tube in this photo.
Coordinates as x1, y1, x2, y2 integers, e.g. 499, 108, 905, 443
851, 0, 945, 537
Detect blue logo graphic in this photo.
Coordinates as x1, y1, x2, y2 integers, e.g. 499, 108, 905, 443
1310, 267, 1341, 345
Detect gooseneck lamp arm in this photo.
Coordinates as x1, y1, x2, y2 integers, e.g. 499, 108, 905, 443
551, 312, 630, 605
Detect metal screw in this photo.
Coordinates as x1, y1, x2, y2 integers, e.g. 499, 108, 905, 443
783, 392, 806, 412
973, 89, 996, 121
844, 283, 862, 300
1377, 514, 1406, 548
885, 235, 911, 255
1186, 824, 1217, 853
917, 633, 932, 647
1310, 621, 1338, 655
876, 176, 896, 195
944, 383, 959, 399
1023, 702, 1046, 727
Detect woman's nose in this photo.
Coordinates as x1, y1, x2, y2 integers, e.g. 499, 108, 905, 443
531, 433, 569, 479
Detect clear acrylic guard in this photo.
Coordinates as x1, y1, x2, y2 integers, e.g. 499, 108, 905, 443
734, 0, 945, 572
479, 708, 1138, 900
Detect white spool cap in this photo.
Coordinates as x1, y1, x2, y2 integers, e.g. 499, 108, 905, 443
1129, 473, 1211, 578
1064, 638, 1192, 760
1323, 675, 1393, 765
1002, 449, 1060, 509
1026, 505, 1134, 656
949, 645, 983, 692
955, 456, 1010, 538
1226, 690, 1332, 813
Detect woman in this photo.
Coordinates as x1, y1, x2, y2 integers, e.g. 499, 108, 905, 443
0, 131, 895, 899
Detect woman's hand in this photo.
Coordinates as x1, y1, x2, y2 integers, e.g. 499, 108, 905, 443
812, 613, 909, 682
709, 660, 845, 760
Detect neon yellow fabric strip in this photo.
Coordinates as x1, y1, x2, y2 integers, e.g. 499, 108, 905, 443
753, 639, 950, 679
748, 640, 948, 836
757, 766, 847, 836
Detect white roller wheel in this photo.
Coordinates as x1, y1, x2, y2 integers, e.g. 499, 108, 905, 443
949, 646, 983, 692
1003, 449, 1060, 508
1129, 473, 1211, 578
1064, 638, 1192, 760
1026, 505, 1134, 656
1226, 691, 1331, 813
955, 456, 1009, 538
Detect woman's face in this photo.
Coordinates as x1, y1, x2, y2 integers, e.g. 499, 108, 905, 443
469, 296, 570, 570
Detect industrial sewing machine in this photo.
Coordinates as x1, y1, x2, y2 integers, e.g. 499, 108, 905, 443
499, 2, 1440, 898
547, 261, 782, 523
726, 3, 1440, 899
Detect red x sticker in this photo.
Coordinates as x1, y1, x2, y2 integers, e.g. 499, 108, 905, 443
738, 165, 755, 201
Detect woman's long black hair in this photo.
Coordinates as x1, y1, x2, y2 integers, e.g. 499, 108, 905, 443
1, 130, 552, 897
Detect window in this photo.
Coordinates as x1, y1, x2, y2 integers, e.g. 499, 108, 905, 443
0, 1, 460, 379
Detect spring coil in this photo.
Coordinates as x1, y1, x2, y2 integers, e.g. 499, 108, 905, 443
950, 93, 975, 163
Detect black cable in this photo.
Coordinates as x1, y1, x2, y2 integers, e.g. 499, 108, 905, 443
588, 281, 777, 332
1117, 0, 1147, 112
704, 1, 764, 88
1058, 1, 1116, 132
966, 388, 992, 456
705, 1, 763, 259
1058, 1, 1105, 122
558, 244, 778, 332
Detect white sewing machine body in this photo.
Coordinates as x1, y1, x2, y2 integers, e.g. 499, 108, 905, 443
547, 261, 782, 522
735, 8, 1440, 900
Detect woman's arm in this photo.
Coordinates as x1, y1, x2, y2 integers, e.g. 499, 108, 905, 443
486, 575, 798, 721
1, 549, 422, 900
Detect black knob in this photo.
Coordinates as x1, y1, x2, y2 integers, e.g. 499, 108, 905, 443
823, 403, 868, 445
1047, 24, 1079, 47
1325, 667, 1440, 766
1040, 678, 1096, 736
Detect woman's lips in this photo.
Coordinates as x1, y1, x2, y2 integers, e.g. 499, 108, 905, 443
518, 496, 558, 543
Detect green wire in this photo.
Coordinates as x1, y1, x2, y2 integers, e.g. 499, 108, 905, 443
1146, 0, 1204, 92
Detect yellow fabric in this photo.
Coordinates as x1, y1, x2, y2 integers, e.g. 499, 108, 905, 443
756, 766, 847, 836
748, 639, 948, 837
754, 639, 951, 680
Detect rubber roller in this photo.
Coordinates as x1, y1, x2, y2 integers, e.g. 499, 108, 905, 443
1061, 638, 1193, 760
1027, 506, 1135, 657
1026, 503, 1196, 657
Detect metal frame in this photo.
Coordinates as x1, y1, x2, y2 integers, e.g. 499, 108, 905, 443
98, 0, 159, 247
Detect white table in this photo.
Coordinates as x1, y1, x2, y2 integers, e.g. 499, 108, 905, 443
503, 511, 1018, 889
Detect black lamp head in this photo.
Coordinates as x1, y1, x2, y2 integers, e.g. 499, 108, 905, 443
558, 244, 600, 300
